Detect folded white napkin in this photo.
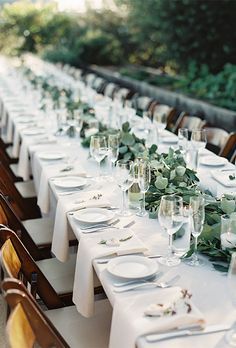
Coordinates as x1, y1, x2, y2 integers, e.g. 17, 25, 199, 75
72, 229, 148, 318
37, 163, 86, 214
51, 190, 111, 262
211, 169, 236, 188
109, 287, 205, 348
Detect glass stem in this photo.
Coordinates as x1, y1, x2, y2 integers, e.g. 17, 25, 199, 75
193, 235, 198, 261
167, 232, 173, 258
141, 192, 145, 214
98, 160, 101, 177
195, 149, 199, 170
121, 189, 126, 213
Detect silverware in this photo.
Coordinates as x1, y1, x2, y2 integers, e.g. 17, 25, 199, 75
123, 220, 135, 228
114, 275, 180, 293
145, 324, 231, 343
113, 272, 164, 287
80, 219, 120, 232
97, 254, 162, 265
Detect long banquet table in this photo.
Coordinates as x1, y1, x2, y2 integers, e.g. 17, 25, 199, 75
0, 55, 236, 348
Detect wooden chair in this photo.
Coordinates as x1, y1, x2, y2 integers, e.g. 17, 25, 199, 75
203, 126, 230, 155
113, 87, 134, 104
0, 226, 76, 308
0, 162, 40, 220
230, 149, 236, 163
3, 279, 112, 348
174, 113, 206, 133
103, 82, 118, 99
131, 95, 154, 116
0, 193, 54, 260
0, 226, 103, 309
219, 132, 236, 160
92, 77, 107, 94
151, 103, 176, 130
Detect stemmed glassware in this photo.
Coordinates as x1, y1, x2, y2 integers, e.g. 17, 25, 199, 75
115, 160, 134, 216
158, 195, 184, 266
136, 159, 151, 217
187, 195, 205, 267
225, 252, 236, 346
178, 128, 189, 158
191, 129, 207, 169
108, 133, 120, 174
90, 135, 109, 180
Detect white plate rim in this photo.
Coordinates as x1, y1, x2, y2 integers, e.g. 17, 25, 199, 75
162, 137, 178, 144
73, 207, 114, 224
53, 176, 87, 189
38, 152, 65, 160
107, 255, 158, 280
23, 129, 44, 136
201, 156, 227, 167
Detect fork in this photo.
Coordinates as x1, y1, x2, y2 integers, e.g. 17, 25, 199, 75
80, 219, 120, 231
114, 275, 180, 293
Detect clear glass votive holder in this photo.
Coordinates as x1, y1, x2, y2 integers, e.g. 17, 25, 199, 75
221, 214, 236, 250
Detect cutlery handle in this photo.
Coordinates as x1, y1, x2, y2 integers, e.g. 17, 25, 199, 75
114, 282, 158, 293
146, 330, 190, 342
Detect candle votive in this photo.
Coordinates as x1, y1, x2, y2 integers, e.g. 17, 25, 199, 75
221, 214, 236, 250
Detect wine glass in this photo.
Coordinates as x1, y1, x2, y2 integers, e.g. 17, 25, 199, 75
158, 195, 184, 266
178, 128, 189, 158
90, 135, 108, 180
108, 133, 120, 173
114, 160, 134, 216
226, 252, 236, 346
187, 195, 205, 267
191, 129, 207, 169
136, 160, 151, 217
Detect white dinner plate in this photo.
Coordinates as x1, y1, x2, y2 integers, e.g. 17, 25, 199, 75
73, 208, 115, 224
53, 176, 87, 189
23, 129, 45, 136
107, 255, 158, 280
16, 117, 34, 124
201, 156, 227, 167
162, 136, 178, 144
38, 152, 65, 161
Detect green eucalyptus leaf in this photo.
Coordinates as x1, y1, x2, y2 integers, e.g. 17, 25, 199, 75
155, 176, 168, 190
119, 145, 128, 154
121, 133, 135, 146
221, 198, 236, 214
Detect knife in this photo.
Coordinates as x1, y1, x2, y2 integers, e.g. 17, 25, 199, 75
145, 324, 231, 343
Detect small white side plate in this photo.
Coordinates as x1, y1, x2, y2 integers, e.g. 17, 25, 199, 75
38, 152, 65, 160
73, 208, 115, 224
201, 156, 227, 167
107, 255, 158, 280
53, 176, 87, 189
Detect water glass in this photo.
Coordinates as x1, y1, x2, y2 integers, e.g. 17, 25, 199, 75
191, 129, 207, 169
108, 133, 120, 172
173, 207, 191, 257
158, 195, 184, 266
178, 128, 189, 158
90, 135, 108, 180
136, 160, 151, 217
115, 160, 134, 216
187, 195, 205, 266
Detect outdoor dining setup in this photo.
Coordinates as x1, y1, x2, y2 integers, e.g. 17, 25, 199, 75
0, 54, 236, 348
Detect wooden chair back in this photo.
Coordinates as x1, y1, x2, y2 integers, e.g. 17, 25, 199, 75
230, 149, 236, 163
0, 162, 40, 220
103, 82, 118, 99
201, 126, 229, 155
174, 114, 206, 133
219, 132, 236, 159
151, 103, 176, 130
0, 193, 50, 260
4, 288, 69, 348
0, 226, 64, 309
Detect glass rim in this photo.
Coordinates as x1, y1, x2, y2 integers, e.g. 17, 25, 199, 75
161, 194, 183, 202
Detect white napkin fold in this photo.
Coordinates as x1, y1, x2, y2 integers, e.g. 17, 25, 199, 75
72, 229, 148, 318
109, 287, 205, 348
211, 169, 236, 188
51, 190, 111, 262
37, 163, 86, 214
